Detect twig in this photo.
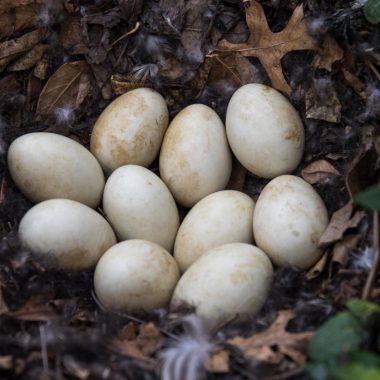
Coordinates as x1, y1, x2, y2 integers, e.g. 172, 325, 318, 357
111, 22, 140, 47
362, 211, 379, 300
366, 60, 380, 82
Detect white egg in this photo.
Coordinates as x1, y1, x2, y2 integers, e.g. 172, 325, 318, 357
226, 84, 304, 178
7, 132, 105, 208
94, 240, 180, 312
253, 175, 329, 269
103, 165, 179, 252
174, 190, 255, 272
159, 104, 232, 208
18, 199, 117, 270
90, 88, 169, 173
171, 243, 273, 327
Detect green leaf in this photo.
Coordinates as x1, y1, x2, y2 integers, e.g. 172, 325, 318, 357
364, 0, 380, 24
354, 185, 380, 211
347, 298, 380, 325
334, 362, 380, 380
305, 362, 329, 380
308, 312, 362, 363
348, 351, 380, 367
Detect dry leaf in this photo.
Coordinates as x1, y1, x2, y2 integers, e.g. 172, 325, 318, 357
318, 202, 365, 247
305, 82, 341, 123
313, 35, 343, 71
331, 234, 361, 268
0, 12, 14, 41
136, 323, 163, 356
229, 310, 313, 365
1, 295, 56, 321
306, 250, 329, 279
0, 0, 34, 13
301, 160, 341, 184
0, 73, 20, 98
218, 0, 316, 95
205, 348, 230, 373
345, 145, 378, 199
7, 43, 48, 71
111, 73, 151, 95
35, 61, 91, 121
342, 68, 366, 100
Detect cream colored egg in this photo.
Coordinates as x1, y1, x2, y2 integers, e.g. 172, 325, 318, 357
103, 165, 179, 252
94, 240, 180, 312
7, 132, 105, 208
174, 190, 255, 272
171, 243, 273, 327
226, 84, 304, 178
159, 104, 232, 208
90, 88, 169, 173
253, 175, 329, 269
18, 199, 117, 270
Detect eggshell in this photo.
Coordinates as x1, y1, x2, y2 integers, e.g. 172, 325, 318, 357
103, 165, 180, 252
226, 84, 304, 178
174, 190, 255, 272
253, 175, 329, 269
18, 199, 117, 270
171, 243, 273, 327
90, 88, 169, 173
94, 240, 180, 312
159, 104, 232, 208
7, 132, 105, 208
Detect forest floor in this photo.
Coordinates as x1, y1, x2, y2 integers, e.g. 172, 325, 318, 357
0, 0, 380, 379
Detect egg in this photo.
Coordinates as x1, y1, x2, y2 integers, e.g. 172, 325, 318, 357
159, 104, 232, 208
226, 84, 304, 178
7, 132, 105, 208
18, 199, 117, 270
174, 190, 255, 272
90, 88, 169, 173
94, 240, 180, 312
103, 165, 179, 252
171, 243, 273, 327
253, 175, 329, 269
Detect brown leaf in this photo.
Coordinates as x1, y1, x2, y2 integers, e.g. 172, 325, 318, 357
306, 250, 328, 279
136, 323, 163, 356
0, 12, 14, 41
111, 72, 151, 96
33, 55, 49, 79
0, 0, 34, 13
7, 43, 48, 71
2, 295, 56, 321
0, 356, 13, 370
305, 81, 341, 123
318, 202, 366, 247
342, 68, 367, 100
0, 73, 20, 98
205, 348, 230, 373
229, 310, 313, 365
331, 234, 361, 268
218, 1, 316, 95
35, 61, 91, 121
301, 160, 341, 184
313, 35, 343, 72
345, 145, 378, 199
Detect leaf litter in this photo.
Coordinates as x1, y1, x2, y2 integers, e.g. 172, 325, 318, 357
0, 0, 379, 379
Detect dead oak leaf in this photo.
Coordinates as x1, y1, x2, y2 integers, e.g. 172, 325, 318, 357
217, 0, 316, 95
312, 35, 343, 72
228, 310, 313, 365
301, 160, 341, 184
35, 60, 91, 121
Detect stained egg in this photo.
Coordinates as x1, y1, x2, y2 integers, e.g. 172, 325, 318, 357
253, 175, 329, 269
94, 240, 180, 312
159, 104, 232, 208
90, 88, 169, 173
174, 190, 255, 272
103, 165, 180, 252
18, 199, 117, 270
226, 84, 305, 178
7, 132, 105, 208
171, 243, 273, 327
